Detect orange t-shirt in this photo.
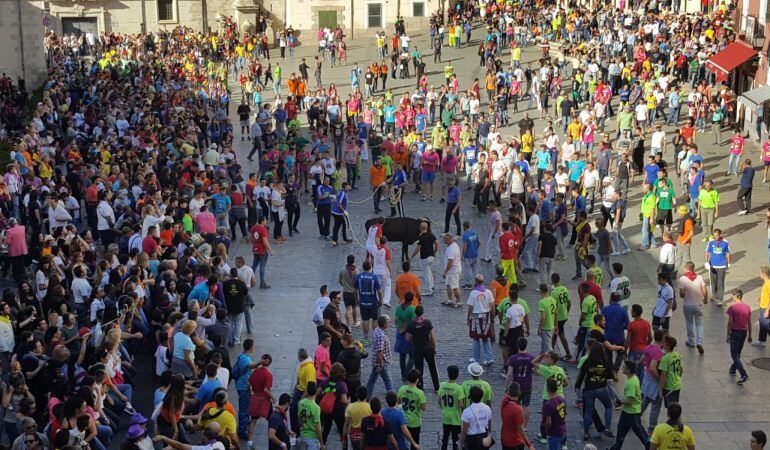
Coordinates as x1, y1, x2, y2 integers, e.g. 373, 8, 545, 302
370, 165, 387, 188
677, 217, 694, 245
160, 229, 174, 247
395, 273, 421, 305
490, 278, 511, 306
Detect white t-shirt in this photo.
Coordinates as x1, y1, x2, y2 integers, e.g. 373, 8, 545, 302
526, 214, 540, 236
237, 266, 256, 288
635, 103, 648, 121
467, 288, 493, 314
189, 197, 205, 217
505, 303, 526, 329
555, 172, 569, 193
71, 277, 92, 305
651, 131, 666, 149
583, 169, 600, 188
678, 274, 706, 307
155, 345, 170, 377
609, 275, 631, 308
444, 242, 461, 274
658, 243, 676, 265
461, 403, 492, 435
312, 296, 330, 325
653, 284, 674, 318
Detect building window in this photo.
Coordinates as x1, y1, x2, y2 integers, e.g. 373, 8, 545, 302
412, 1, 424, 17
157, 0, 175, 22
367, 3, 382, 28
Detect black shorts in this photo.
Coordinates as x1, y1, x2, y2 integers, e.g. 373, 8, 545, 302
652, 315, 670, 331
506, 326, 524, 355
519, 390, 532, 407
360, 305, 380, 321
557, 319, 567, 333
343, 292, 356, 307
656, 208, 673, 225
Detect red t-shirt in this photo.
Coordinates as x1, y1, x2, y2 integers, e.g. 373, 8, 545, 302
500, 396, 526, 447
142, 235, 159, 254
727, 302, 752, 331
627, 318, 652, 352
499, 231, 517, 260
250, 224, 268, 255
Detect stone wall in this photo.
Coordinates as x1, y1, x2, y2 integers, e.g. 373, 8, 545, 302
0, 1, 47, 89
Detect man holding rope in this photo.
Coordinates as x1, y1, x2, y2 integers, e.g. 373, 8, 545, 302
388, 163, 408, 217
370, 157, 388, 214
332, 182, 352, 246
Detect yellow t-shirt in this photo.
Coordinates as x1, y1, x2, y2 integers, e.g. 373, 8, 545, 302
344, 401, 372, 428
650, 423, 695, 450
761, 280, 770, 309
521, 133, 533, 153
199, 407, 237, 437
296, 360, 316, 392
567, 122, 582, 141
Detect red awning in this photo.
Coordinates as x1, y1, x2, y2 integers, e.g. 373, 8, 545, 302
706, 42, 757, 82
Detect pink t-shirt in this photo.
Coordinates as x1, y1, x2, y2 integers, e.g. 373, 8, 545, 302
314, 344, 331, 381
442, 154, 458, 174
195, 211, 217, 234
642, 343, 663, 376
727, 302, 751, 331
763, 142, 770, 162
730, 135, 745, 155
423, 152, 439, 173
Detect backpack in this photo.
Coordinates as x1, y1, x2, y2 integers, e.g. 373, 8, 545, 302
319, 381, 337, 414
232, 354, 247, 380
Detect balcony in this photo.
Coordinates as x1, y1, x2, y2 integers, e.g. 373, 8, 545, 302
737, 12, 766, 49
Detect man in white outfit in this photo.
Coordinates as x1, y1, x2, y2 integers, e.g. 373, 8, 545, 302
366, 225, 392, 308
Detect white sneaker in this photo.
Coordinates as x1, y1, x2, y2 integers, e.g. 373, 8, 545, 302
611, 252, 621, 256
751, 341, 766, 348
738, 210, 748, 215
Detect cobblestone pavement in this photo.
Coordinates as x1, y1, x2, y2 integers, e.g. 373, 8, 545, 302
217, 24, 770, 450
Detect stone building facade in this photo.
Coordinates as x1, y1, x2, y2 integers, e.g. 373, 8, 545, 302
0, 1, 47, 89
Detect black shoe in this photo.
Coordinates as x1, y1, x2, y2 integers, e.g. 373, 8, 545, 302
737, 375, 749, 385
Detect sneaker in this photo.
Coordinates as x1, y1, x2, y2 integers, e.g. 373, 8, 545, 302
737, 375, 750, 385
583, 433, 590, 442
572, 275, 582, 280
697, 344, 704, 355
729, 369, 737, 376
382, 302, 391, 308
125, 403, 137, 415
483, 360, 494, 366
353, 321, 361, 328
751, 341, 767, 347
701, 236, 710, 243
611, 251, 621, 256
685, 342, 695, 347
738, 210, 748, 215
539, 434, 549, 444
604, 430, 615, 439
468, 358, 477, 363
363, 338, 370, 345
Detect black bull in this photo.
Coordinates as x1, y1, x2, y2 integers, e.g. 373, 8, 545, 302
364, 217, 431, 261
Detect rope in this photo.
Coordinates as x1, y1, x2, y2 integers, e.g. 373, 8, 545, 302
348, 183, 387, 204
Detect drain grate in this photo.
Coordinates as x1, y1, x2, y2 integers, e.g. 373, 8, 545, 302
751, 358, 770, 371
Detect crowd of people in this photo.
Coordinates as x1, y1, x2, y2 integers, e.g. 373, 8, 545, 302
0, 0, 768, 449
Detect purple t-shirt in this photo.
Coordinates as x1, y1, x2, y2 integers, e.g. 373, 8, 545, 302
542, 396, 567, 437
727, 302, 752, 331
507, 352, 535, 392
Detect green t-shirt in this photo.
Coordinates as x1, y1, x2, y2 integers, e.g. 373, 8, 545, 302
398, 385, 427, 428
437, 382, 466, 426
658, 351, 683, 391
655, 185, 675, 210
380, 155, 394, 176
538, 364, 566, 400
182, 214, 193, 233
395, 304, 416, 330
496, 298, 512, 324
551, 286, 570, 321
623, 375, 642, 414
588, 266, 603, 286
698, 189, 720, 209
538, 296, 556, 331
618, 111, 634, 130
461, 379, 493, 405
298, 398, 321, 439
581, 295, 597, 328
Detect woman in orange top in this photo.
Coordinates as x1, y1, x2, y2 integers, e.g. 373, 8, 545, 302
490, 265, 511, 307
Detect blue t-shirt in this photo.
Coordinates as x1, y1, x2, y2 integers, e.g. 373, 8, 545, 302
689, 170, 703, 198
463, 146, 478, 165
212, 193, 231, 215
689, 154, 703, 167
154, 388, 166, 408
357, 122, 369, 140
381, 407, 409, 450
332, 190, 348, 215
536, 150, 551, 170
447, 187, 461, 204
196, 378, 223, 409
172, 332, 195, 360
384, 106, 397, 123
573, 195, 586, 213
706, 239, 730, 268
188, 281, 211, 302
568, 160, 586, 182
515, 160, 530, 175
462, 230, 479, 259
354, 272, 381, 308
644, 164, 660, 185
539, 199, 552, 222
416, 114, 426, 132
233, 353, 253, 391
317, 185, 334, 205
600, 303, 629, 345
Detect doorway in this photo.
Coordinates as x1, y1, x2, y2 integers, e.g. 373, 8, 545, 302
318, 11, 337, 29
61, 17, 98, 36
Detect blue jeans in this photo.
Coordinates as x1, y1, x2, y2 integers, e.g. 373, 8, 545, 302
290, 388, 304, 435
628, 350, 645, 383
682, 304, 703, 345
244, 297, 255, 334
297, 437, 321, 449
729, 330, 748, 377
365, 366, 394, 399
727, 153, 741, 174
582, 387, 613, 434
641, 216, 656, 248
237, 389, 250, 438
548, 435, 565, 450
472, 339, 493, 364
760, 308, 769, 342
252, 253, 269, 285
97, 424, 113, 446
228, 313, 243, 345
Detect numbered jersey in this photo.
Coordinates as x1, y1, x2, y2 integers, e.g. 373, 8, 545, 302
397, 385, 427, 428
610, 276, 631, 308
437, 382, 466, 426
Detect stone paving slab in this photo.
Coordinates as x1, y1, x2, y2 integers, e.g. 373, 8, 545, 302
214, 22, 770, 450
